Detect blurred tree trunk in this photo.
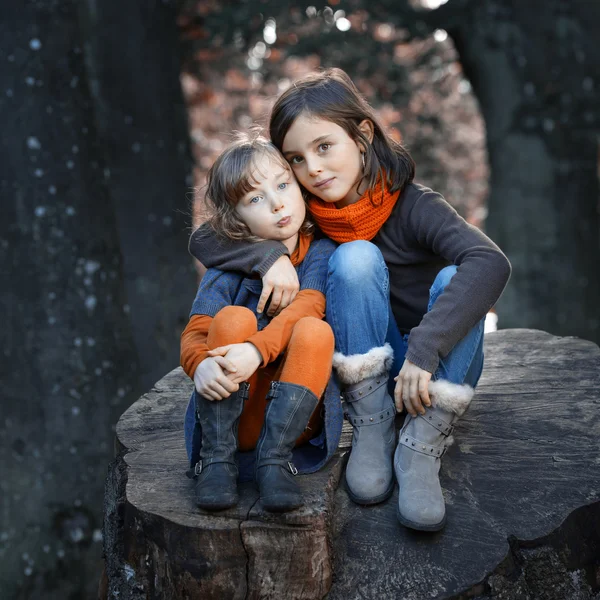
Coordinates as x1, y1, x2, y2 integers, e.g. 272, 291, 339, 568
376, 0, 600, 342
80, 1, 196, 391
0, 1, 194, 598
449, 0, 600, 343
371, 0, 600, 342
182, 0, 600, 343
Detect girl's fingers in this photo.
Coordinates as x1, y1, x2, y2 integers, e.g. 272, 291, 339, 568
419, 376, 431, 407
209, 381, 230, 400
217, 375, 239, 394
394, 379, 403, 412
257, 284, 273, 314
402, 382, 416, 417
228, 375, 245, 386
212, 356, 237, 373
267, 288, 283, 316
276, 290, 292, 314
200, 387, 219, 401
409, 377, 422, 414
208, 345, 231, 357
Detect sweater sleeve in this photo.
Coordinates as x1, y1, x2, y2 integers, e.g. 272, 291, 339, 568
247, 289, 326, 367
189, 222, 290, 277
180, 314, 213, 379
405, 191, 511, 373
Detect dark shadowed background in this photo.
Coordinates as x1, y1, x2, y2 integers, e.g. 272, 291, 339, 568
1, 1, 599, 598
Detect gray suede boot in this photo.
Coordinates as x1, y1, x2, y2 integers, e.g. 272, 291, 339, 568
256, 381, 320, 513
194, 382, 249, 511
394, 380, 474, 531
334, 344, 396, 505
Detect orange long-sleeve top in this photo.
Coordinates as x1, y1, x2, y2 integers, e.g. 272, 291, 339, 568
180, 235, 327, 379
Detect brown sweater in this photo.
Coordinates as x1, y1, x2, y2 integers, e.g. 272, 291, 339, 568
189, 183, 511, 373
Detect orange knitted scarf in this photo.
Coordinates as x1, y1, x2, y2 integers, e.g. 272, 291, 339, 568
290, 232, 313, 266
307, 179, 400, 243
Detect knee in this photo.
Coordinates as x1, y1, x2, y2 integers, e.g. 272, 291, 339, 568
290, 317, 335, 352
328, 241, 385, 284
430, 265, 457, 302
211, 306, 257, 342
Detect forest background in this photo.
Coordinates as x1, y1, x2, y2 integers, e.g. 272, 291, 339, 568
1, 0, 599, 598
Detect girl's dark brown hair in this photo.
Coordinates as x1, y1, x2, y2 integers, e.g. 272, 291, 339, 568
269, 68, 415, 202
202, 132, 313, 241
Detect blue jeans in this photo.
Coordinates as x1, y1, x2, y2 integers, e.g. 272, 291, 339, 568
326, 241, 485, 390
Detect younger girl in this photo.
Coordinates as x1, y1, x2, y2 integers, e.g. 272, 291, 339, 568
190, 69, 511, 531
181, 134, 336, 513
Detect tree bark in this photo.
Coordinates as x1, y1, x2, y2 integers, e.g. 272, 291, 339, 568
80, 0, 197, 391
0, 1, 195, 598
448, 0, 600, 343
0, 2, 139, 597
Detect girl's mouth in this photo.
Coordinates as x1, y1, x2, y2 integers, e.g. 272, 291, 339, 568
277, 216, 292, 227
314, 177, 335, 189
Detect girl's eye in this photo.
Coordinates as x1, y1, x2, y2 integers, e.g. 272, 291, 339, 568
318, 143, 331, 152
249, 195, 262, 204
289, 156, 303, 165
278, 182, 288, 191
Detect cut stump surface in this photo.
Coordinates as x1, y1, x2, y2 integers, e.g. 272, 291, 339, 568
103, 329, 600, 599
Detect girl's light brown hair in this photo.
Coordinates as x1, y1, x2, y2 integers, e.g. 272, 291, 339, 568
202, 132, 313, 241
269, 68, 415, 203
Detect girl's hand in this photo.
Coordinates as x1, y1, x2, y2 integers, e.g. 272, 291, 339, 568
208, 343, 262, 384
259, 255, 299, 317
194, 356, 240, 401
394, 359, 432, 417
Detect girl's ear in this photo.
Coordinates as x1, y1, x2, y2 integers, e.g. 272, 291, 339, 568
358, 119, 375, 146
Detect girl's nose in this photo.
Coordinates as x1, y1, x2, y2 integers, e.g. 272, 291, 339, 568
305, 156, 322, 177
271, 198, 284, 212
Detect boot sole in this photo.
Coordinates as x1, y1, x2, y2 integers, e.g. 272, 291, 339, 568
260, 492, 303, 513
345, 478, 395, 506
196, 500, 239, 511
396, 506, 446, 532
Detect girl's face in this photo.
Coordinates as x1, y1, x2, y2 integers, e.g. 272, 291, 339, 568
235, 153, 306, 252
281, 114, 369, 208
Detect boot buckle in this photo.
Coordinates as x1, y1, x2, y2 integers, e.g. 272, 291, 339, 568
194, 460, 203, 476
267, 381, 280, 400
288, 462, 298, 475
239, 381, 250, 400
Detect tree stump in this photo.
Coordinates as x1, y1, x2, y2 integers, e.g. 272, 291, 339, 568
103, 330, 600, 599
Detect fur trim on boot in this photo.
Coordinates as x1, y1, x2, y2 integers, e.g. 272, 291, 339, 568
428, 380, 474, 417
333, 343, 394, 385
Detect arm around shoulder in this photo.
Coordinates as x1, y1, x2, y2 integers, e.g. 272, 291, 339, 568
189, 222, 290, 276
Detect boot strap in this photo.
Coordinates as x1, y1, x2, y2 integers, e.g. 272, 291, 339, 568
419, 412, 454, 436
343, 376, 387, 403
195, 381, 250, 420
346, 406, 395, 427
194, 457, 238, 476
256, 458, 298, 475
238, 381, 250, 400
399, 432, 447, 458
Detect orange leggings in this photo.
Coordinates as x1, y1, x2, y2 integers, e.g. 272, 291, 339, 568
208, 306, 335, 451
